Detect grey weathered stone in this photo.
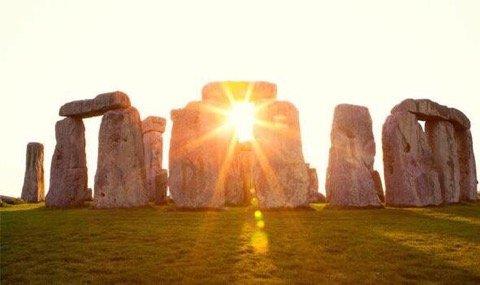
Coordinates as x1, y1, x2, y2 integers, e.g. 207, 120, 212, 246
21, 142, 45, 203
426, 120, 461, 203
382, 111, 442, 207
59, 91, 131, 118
326, 104, 383, 207
202, 81, 276, 106
94, 107, 148, 208
46, 117, 88, 208
169, 101, 227, 208
455, 129, 478, 201
142, 116, 166, 201
253, 101, 309, 208
154, 169, 168, 205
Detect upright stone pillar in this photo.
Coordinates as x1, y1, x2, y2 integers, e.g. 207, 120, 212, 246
326, 104, 383, 207
426, 120, 461, 203
142, 116, 166, 201
46, 117, 88, 207
169, 102, 227, 208
253, 101, 310, 208
94, 107, 148, 208
382, 111, 442, 207
21, 142, 45, 203
455, 129, 478, 201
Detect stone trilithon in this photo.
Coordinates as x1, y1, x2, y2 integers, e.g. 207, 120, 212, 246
169, 81, 313, 209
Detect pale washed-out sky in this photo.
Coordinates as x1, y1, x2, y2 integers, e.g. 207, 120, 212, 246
1, 0, 479, 197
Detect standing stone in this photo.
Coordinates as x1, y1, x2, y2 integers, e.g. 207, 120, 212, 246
142, 116, 166, 201
154, 169, 168, 205
169, 102, 227, 208
382, 111, 442, 207
21, 142, 45, 203
455, 129, 478, 201
426, 120, 461, 203
326, 104, 383, 207
46, 118, 88, 208
94, 107, 148, 208
253, 101, 309, 208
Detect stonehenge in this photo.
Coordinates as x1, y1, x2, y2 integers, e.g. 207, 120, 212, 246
326, 104, 383, 207
169, 81, 310, 209
27, 85, 475, 211
21, 142, 45, 203
383, 99, 477, 207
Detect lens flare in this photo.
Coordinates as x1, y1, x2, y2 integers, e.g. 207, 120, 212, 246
254, 210, 263, 220
227, 102, 255, 142
250, 231, 268, 254
256, 220, 265, 229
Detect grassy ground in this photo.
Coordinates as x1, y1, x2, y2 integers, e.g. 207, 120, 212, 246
1, 202, 479, 284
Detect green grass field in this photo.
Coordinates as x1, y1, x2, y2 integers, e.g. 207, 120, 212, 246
1, 202, 479, 283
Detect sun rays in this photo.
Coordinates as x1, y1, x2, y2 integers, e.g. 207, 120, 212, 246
227, 102, 255, 142
172, 82, 290, 219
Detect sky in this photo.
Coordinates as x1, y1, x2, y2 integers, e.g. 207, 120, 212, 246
1, 0, 479, 197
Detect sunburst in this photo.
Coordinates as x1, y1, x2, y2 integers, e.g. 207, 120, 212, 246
173, 82, 285, 203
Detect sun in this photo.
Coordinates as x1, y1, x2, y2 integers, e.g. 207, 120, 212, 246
227, 102, 256, 142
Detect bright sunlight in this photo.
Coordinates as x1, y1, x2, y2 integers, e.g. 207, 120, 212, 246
227, 102, 256, 142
